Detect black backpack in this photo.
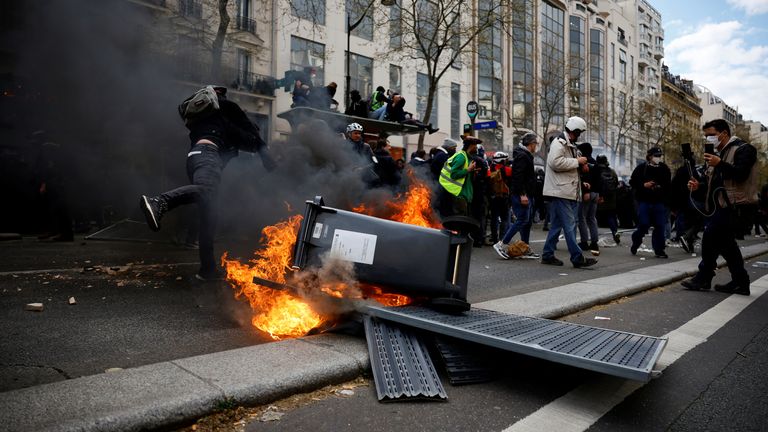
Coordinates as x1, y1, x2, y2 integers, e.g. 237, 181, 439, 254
600, 167, 619, 193
178, 86, 220, 125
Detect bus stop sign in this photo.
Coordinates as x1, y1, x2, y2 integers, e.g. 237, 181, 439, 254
466, 101, 478, 119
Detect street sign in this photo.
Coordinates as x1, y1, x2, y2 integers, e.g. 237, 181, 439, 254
466, 101, 478, 119
473, 120, 498, 130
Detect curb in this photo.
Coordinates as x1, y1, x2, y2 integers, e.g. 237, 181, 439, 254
1, 243, 766, 431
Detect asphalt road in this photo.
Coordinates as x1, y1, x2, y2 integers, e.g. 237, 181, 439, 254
241, 263, 768, 432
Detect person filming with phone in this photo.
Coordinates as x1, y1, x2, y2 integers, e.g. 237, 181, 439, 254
680, 119, 759, 295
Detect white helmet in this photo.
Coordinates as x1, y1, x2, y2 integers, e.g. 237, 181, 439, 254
492, 151, 509, 162
565, 116, 587, 133
346, 122, 363, 133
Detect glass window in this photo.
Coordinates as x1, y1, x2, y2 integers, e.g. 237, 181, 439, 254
389, 5, 401, 48
569, 15, 585, 116
451, 83, 461, 139
511, 0, 534, 130
417, 72, 437, 126
540, 0, 565, 128
290, 36, 325, 86
291, 0, 325, 25
346, 0, 373, 41
389, 64, 402, 94
589, 29, 604, 142
346, 52, 373, 98
619, 49, 627, 83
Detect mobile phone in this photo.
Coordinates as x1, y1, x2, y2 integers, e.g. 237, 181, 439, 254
681, 143, 692, 159
704, 143, 715, 155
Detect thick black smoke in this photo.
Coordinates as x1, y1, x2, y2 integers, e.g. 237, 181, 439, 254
1, 0, 402, 240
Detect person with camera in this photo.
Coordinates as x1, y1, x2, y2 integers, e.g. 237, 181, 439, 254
628, 147, 671, 258
681, 119, 758, 295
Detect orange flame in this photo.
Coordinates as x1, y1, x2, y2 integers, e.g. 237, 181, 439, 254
224, 178, 437, 340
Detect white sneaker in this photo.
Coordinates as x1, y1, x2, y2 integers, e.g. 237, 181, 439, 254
518, 250, 541, 259
493, 241, 510, 260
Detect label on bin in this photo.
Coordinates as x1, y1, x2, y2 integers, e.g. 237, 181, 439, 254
312, 222, 323, 238
330, 229, 377, 265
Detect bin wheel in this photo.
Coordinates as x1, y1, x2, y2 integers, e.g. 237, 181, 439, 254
441, 215, 480, 234
428, 297, 471, 314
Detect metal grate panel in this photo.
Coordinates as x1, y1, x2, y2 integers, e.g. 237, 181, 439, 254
363, 316, 448, 401
365, 305, 667, 382
432, 336, 495, 385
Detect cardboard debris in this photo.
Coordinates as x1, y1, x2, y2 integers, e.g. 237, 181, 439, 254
25, 303, 44, 312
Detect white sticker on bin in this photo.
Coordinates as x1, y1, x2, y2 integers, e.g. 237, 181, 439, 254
330, 229, 377, 265
312, 223, 323, 238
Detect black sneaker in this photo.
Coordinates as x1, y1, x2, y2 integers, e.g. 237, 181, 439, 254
714, 281, 750, 296
655, 251, 668, 258
589, 242, 600, 256
140, 195, 166, 232
681, 278, 711, 291
573, 256, 598, 268
613, 233, 621, 244
630, 242, 639, 255
541, 256, 564, 266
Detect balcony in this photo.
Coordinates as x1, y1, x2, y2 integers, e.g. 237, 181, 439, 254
638, 52, 652, 66
178, 0, 202, 19
654, 44, 664, 59
172, 56, 275, 97
235, 15, 257, 35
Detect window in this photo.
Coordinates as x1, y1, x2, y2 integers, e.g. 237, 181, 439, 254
389, 4, 401, 49
347, 52, 373, 98
235, 0, 256, 34
610, 42, 615, 79
451, 83, 461, 138
389, 64, 401, 94
511, 0, 534, 130
417, 72, 437, 126
179, 0, 202, 19
415, 0, 437, 59
450, 31, 462, 69
540, 1, 565, 128
589, 29, 604, 141
292, 0, 325, 25
290, 36, 325, 86
346, 0, 373, 41
619, 49, 626, 83
236, 48, 251, 88
569, 15, 585, 116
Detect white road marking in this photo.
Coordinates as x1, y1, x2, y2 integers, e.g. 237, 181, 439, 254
503, 276, 768, 432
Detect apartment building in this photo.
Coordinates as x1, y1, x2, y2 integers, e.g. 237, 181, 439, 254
660, 64, 702, 155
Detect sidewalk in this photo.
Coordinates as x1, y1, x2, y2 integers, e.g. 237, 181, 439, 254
2, 242, 767, 432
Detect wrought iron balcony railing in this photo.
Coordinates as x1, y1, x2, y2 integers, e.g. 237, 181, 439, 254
235, 15, 257, 35
178, 0, 202, 19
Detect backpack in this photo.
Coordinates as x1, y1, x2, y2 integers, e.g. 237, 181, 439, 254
489, 167, 510, 197
178, 86, 220, 124
600, 167, 619, 193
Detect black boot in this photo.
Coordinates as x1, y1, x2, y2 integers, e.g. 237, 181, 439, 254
140, 195, 167, 232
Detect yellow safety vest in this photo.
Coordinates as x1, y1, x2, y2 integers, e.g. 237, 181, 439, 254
439, 150, 468, 196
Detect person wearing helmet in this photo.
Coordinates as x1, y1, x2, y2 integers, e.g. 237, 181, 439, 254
345, 122, 375, 159
540, 116, 598, 268
494, 133, 541, 259
139, 85, 276, 281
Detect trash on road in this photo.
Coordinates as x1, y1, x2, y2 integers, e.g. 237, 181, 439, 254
25, 302, 44, 311
259, 406, 284, 422
594, 316, 611, 320
752, 261, 768, 268
68, 297, 76, 305
336, 389, 355, 396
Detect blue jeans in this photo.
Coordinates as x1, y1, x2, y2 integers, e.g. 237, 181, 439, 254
370, 105, 387, 120
160, 144, 225, 275
502, 195, 534, 244
542, 198, 583, 264
631, 201, 667, 253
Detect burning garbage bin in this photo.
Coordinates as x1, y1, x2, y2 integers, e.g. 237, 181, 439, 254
291, 197, 472, 312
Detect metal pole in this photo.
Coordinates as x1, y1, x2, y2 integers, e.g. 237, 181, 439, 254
346, 13, 352, 111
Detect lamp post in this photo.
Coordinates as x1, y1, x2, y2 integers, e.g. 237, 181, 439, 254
346, 0, 395, 111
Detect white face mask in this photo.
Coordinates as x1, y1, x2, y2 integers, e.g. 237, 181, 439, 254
651, 157, 662, 164
705, 135, 719, 145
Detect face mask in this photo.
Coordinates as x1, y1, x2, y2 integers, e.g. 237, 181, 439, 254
651, 157, 662, 164
705, 135, 719, 145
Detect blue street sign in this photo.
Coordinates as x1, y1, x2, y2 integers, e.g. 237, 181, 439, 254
473, 120, 498, 130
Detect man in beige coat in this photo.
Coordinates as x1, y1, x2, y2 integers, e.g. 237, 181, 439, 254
540, 116, 598, 268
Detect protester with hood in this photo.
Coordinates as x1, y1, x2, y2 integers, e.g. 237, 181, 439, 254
595, 155, 621, 244
430, 138, 457, 181
140, 86, 276, 281
345, 89, 369, 118
576, 142, 601, 256
469, 144, 489, 247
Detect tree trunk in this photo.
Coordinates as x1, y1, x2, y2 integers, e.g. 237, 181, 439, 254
210, 0, 230, 82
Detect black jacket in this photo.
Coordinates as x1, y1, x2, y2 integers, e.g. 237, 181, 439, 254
187, 97, 266, 155
510, 145, 536, 196
629, 161, 671, 204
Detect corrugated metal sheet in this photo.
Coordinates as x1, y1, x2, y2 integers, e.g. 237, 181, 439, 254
365, 305, 667, 382
363, 316, 447, 401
